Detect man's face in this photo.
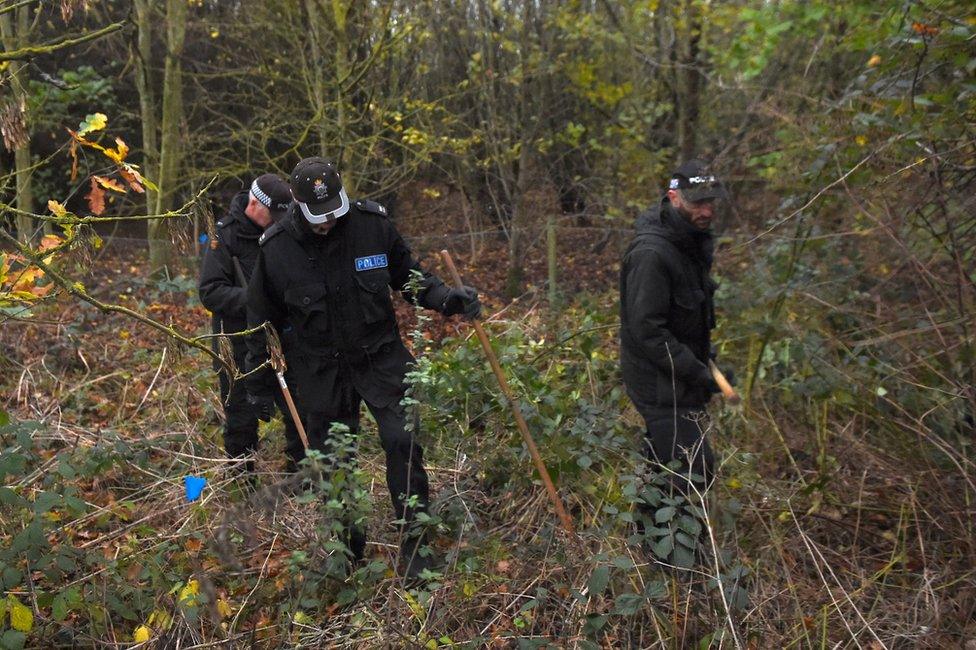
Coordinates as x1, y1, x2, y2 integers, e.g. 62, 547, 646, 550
244, 195, 273, 229
668, 189, 716, 231
310, 220, 337, 235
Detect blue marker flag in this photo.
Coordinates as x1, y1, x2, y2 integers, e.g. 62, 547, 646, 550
184, 475, 207, 502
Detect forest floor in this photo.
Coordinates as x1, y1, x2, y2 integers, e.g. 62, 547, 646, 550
1, 198, 974, 648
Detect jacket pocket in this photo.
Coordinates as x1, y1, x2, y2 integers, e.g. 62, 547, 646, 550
354, 270, 393, 324
284, 283, 329, 332
673, 287, 705, 311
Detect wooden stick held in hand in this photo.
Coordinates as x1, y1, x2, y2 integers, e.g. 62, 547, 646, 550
439, 250, 575, 536
709, 360, 740, 405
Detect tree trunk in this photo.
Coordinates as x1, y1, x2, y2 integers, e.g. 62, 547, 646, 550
132, 0, 159, 216
148, 0, 187, 276
675, 0, 702, 161
0, 6, 35, 243
504, 0, 535, 299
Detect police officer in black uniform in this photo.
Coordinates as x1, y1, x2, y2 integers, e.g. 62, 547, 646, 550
245, 157, 480, 579
198, 174, 305, 473
620, 160, 728, 495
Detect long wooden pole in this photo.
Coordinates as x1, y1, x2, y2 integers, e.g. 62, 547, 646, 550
439, 250, 575, 536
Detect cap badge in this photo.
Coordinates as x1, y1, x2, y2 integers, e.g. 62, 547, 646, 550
313, 178, 329, 200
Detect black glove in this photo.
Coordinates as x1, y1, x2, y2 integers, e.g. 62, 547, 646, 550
247, 393, 274, 422
698, 366, 721, 394
720, 366, 736, 387
442, 286, 481, 319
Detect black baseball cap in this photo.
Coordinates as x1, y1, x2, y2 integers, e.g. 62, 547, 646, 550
290, 157, 349, 224
250, 173, 292, 217
668, 159, 727, 202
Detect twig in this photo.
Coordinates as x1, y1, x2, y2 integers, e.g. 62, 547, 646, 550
133, 346, 167, 416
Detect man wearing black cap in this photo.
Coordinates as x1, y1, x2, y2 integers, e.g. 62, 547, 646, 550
245, 157, 480, 579
199, 173, 305, 475
620, 159, 728, 499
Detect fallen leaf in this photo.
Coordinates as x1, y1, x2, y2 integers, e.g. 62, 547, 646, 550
133, 624, 151, 642
8, 596, 33, 632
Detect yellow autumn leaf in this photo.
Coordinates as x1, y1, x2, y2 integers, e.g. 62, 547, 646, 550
133, 625, 151, 643
216, 598, 233, 618
178, 579, 199, 604
48, 200, 68, 217
867, 54, 881, 67
855, 135, 868, 147
401, 589, 426, 621
77, 112, 108, 137
147, 608, 172, 629
9, 596, 34, 632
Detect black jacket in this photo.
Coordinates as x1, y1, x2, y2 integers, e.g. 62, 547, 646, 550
198, 191, 263, 348
619, 196, 718, 412
245, 200, 451, 412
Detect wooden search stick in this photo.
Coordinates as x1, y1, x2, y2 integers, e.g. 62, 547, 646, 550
275, 371, 311, 451
439, 250, 575, 536
709, 360, 740, 405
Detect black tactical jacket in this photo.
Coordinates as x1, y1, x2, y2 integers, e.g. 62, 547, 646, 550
198, 191, 263, 348
619, 196, 718, 412
245, 200, 449, 412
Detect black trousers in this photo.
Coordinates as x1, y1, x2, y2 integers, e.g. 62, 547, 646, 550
304, 391, 429, 529
217, 358, 305, 466
639, 407, 715, 496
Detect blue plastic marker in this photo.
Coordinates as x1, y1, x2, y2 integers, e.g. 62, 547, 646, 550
184, 476, 207, 502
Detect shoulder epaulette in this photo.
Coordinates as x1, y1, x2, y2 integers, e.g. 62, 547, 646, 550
354, 199, 389, 218
259, 222, 285, 246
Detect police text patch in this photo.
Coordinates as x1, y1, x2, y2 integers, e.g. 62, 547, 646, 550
355, 254, 388, 271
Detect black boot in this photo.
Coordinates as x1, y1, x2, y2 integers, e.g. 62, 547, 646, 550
344, 525, 367, 564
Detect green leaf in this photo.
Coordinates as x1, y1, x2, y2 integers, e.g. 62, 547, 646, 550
675, 531, 697, 549
611, 555, 634, 570
0, 630, 26, 650
583, 613, 608, 635
651, 535, 674, 559
677, 515, 702, 537
612, 592, 644, 616
0, 487, 26, 509
643, 580, 668, 600
0, 411, 8, 427
587, 565, 610, 594
654, 506, 676, 523
671, 544, 695, 568
51, 594, 68, 622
